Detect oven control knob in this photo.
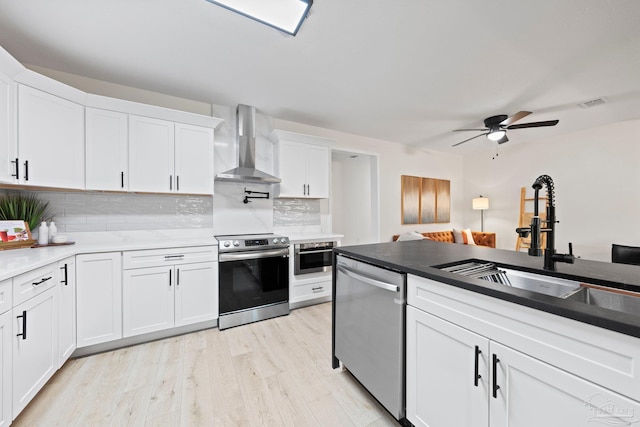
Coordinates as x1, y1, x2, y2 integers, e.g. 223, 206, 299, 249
223, 241, 230, 248
280, 238, 287, 244
233, 240, 240, 247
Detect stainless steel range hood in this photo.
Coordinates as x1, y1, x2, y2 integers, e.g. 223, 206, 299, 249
215, 104, 281, 183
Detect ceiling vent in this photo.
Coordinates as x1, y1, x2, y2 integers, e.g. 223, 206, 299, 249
578, 98, 607, 109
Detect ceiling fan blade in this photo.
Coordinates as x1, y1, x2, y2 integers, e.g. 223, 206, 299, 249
452, 132, 488, 147
500, 111, 532, 126
497, 134, 509, 144
506, 120, 559, 130
453, 128, 488, 132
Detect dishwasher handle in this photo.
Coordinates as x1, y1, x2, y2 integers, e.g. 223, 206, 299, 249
337, 265, 399, 292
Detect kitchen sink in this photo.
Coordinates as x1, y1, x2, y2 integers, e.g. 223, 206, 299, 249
564, 287, 640, 316
439, 261, 582, 298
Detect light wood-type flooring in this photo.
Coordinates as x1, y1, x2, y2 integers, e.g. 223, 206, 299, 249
13, 302, 400, 426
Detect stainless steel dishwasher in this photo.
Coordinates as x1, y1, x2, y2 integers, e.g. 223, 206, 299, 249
332, 254, 407, 423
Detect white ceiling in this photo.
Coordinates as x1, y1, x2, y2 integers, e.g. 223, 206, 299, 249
0, 0, 639, 153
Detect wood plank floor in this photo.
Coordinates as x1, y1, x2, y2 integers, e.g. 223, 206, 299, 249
13, 302, 400, 427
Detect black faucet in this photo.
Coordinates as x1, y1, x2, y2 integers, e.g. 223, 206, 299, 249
516, 175, 575, 271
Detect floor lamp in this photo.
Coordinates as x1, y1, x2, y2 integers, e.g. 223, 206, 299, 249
472, 196, 489, 232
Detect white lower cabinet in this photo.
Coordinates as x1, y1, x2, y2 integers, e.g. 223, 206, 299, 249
407, 275, 640, 427
122, 247, 218, 338
0, 309, 12, 426
12, 286, 57, 419
76, 252, 122, 348
57, 257, 76, 366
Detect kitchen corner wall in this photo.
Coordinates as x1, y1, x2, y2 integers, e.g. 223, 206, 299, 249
0, 189, 213, 232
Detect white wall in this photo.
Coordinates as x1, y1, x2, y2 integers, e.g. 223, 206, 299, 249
463, 119, 640, 261
274, 119, 465, 242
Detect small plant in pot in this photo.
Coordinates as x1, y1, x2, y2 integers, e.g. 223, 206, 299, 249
0, 191, 54, 233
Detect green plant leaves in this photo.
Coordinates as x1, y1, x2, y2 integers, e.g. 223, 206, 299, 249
0, 192, 54, 231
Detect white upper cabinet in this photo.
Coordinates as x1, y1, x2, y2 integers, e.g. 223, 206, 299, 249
85, 108, 128, 191
17, 84, 85, 189
174, 123, 214, 194
0, 70, 16, 184
129, 116, 215, 195
272, 130, 332, 199
129, 115, 175, 193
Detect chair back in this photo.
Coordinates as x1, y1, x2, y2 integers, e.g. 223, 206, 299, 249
612, 244, 640, 266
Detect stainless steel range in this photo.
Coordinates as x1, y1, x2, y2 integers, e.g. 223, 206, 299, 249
216, 233, 290, 330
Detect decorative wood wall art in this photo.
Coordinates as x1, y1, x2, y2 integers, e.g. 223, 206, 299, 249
401, 175, 450, 224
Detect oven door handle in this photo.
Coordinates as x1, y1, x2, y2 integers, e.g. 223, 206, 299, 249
219, 248, 290, 262
297, 248, 333, 255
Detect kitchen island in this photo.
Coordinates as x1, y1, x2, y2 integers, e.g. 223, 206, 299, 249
332, 239, 640, 427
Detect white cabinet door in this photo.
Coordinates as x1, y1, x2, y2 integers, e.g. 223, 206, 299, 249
305, 144, 330, 198
490, 341, 640, 427
57, 257, 76, 367
122, 266, 174, 337
76, 253, 122, 348
129, 115, 174, 193
12, 287, 57, 418
277, 140, 307, 197
174, 262, 218, 327
0, 311, 11, 427
406, 306, 490, 427
0, 70, 16, 184
85, 107, 128, 191
174, 123, 214, 194
17, 84, 84, 189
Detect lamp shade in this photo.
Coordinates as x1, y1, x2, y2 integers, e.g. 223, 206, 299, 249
472, 197, 489, 210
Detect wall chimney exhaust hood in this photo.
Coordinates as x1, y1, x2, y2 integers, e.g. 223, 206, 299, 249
215, 104, 281, 184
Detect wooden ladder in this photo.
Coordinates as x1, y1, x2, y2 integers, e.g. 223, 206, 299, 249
516, 187, 548, 252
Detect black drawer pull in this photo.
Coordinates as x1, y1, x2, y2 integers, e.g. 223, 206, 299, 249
24, 160, 29, 181
492, 354, 500, 398
311, 286, 324, 291
60, 264, 68, 285
474, 346, 482, 386
169, 269, 172, 287
32, 276, 52, 286
164, 255, 185, 259
121, 171, 124, 188
16, 310, 27, 340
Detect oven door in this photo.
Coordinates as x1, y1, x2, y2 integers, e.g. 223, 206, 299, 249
294, 244, 334, 275
219, 248, 289, 315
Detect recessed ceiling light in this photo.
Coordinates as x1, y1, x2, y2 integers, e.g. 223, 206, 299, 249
206, 0, 312, 36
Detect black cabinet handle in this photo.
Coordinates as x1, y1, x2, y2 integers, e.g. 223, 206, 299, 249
11, 158, 19, 178
16, 310, 27, 340
177, 268, 180, 286
121, 171, 124, 188
307, 184, 310, 196
32, 276, 52, 286
169, 269, 172, 287
474, 345, 482, 387
176, 176, 179, 191
492, 354, 500, 398
60, 264, 68, 286
170, 175, 173, 190
24, 160, 29, 181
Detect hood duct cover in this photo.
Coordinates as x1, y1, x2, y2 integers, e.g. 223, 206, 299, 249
215, 104, 281, 183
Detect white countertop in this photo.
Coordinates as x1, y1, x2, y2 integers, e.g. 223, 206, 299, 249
0, 229, 344, 281
0, 229, 218, 281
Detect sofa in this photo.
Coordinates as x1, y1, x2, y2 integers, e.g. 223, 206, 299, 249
392, 230, 496, 248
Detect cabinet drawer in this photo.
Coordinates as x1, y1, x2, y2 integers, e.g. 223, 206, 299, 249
0, 279, 12, 314
123, 246, 217, 269
291, 280, 331, 300
12, 263, 58, 306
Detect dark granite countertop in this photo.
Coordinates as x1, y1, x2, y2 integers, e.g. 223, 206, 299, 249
334, 240, 640, 338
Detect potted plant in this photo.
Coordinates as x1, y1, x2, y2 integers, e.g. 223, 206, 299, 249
0, 191, 54, 232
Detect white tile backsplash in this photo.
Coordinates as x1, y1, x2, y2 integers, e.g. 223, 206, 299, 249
1, 190, 213, 232
273, 199, 321, 227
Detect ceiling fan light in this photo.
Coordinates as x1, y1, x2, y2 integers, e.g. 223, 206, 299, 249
487, 130, 506, 141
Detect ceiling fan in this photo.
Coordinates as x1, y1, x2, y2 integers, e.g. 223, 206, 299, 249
452, 111, 559, 147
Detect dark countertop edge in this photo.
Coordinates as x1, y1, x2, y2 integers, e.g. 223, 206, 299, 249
335, 247, 640, 340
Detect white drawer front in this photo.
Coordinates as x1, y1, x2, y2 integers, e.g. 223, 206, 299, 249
0, 279, 12, 314
123, 246, 217, 269
12, 263, 58, 306
291, 280, 331, 301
